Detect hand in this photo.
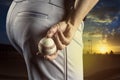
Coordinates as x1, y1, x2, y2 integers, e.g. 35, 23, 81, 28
44, 21, 78, 60
44, 52, 58, 60
36, 52, 58, 61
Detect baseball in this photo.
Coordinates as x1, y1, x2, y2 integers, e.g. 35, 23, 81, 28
38, 37, 57, 55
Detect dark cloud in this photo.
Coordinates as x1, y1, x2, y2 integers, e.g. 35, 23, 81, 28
105, 16, 120, 46
106, 32, 120, 46
87, 0, 120, 24
0, 0, 12, 44
0, 0, 12, 6
84, 0, 120, 47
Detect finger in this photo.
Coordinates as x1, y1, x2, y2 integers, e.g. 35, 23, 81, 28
54, 33, 66, 50
36, 52, 48, 60
47, 25, 58, 38
45, 52, 58, 60
58, 29, 70, 45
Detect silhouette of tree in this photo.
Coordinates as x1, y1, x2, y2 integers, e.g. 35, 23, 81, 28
110, 50, 114, 55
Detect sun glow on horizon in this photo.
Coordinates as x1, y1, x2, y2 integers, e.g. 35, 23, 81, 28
99, 45, 108, 53
96, 44, 110, 54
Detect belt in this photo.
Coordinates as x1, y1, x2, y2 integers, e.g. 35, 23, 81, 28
14, 0, 65, 8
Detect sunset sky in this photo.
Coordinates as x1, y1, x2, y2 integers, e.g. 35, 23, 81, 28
83, 0, 120, 53
0, 0, 120, 54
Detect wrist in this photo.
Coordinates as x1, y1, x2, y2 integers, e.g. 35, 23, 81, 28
65, 12, 83, 28
66, 16, 82, 29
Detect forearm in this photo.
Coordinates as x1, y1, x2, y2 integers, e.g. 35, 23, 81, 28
67, 0, 99, 27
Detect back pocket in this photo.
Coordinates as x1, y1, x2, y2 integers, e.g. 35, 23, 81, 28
17, 11, 48, 19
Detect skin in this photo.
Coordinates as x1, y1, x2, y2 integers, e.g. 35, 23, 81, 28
44, 0, 99, 60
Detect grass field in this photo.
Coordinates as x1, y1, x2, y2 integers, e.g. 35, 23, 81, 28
0, 44, 120, 80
